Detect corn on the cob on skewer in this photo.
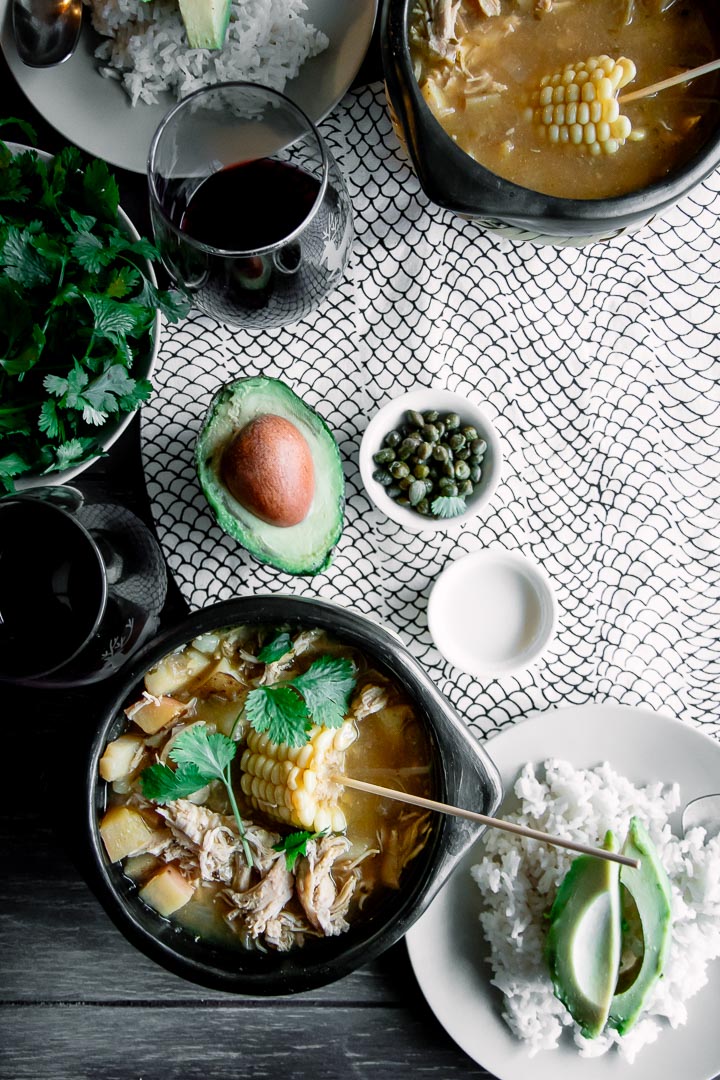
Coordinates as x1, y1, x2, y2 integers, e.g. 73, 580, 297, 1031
527, 56, 641, 156
240, 720, 358, 834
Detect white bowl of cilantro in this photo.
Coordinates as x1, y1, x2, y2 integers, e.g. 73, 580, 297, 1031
0, 135, 187, 493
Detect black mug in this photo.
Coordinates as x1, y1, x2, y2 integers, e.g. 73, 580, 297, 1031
0, 486, 167, 687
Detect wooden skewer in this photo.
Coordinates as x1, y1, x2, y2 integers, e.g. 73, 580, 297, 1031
332, 774, 640, 869
619, 58, 720, 104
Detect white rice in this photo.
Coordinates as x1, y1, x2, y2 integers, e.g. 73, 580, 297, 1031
471, 759, 720, 1063
85, 0, 329, 106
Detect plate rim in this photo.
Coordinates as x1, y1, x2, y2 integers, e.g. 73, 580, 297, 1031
405, 703, 720, 1080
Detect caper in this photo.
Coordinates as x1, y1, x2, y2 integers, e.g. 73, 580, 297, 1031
373, 468, 393, 487
435, 420, 446, 439
416, 499, 430, 515
461, 425, 478, 441
421, 423, 439, 443
454, 447, 471, 461
458, 479, 474, 497
398, 437, 420, 460
432, 444, 449, 463
448, 433, 466, 452
407, 409, 425, 429
470, 438, 487, 457
390, 460, 410, 480
384, 430, 402, 448
373, 448, 395, 464
415, 440, 432, 461
455, 460, 471, 480
398, 476, 412, 491
469, 464, 482, 484
396, 496, 410, 507
423, 409, 439, 423
439, 479, 458, 497
413, 463, 430, 480
408, 480, 426, 506
443, 461, 455, 477
386, 485, 402, 499
444, 412, 461, 431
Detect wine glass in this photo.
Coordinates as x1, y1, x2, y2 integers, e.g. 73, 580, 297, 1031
147, 82, 353, 330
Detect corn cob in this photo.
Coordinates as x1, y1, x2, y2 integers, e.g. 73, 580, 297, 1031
528, 56, 641, 156
239, 720, 357, 834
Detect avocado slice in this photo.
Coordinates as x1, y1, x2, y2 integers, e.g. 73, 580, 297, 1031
178, 0, 232, 49
196, 376, 344, 575
608, 817, 673, 1034
546, 831, 622, 1039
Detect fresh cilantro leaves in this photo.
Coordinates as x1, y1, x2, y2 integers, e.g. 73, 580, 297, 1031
431, 495, 467, 519
0, 129, 189, 492
273, 829, 327, 871
257, 630, 293, 664
139, 724, 253, 868
245, 656, 357, 747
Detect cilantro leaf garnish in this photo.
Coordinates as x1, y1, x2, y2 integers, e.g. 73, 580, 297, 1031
245, 656, 357, 745
140, 761, 212, 802
0, 135, 190, 492
245, 685, 311, 748
273, 829, 327, 872
257, 631, 293, 663
291, 656, 356, 729
139, 724, 253, 868
431, 495, 467, 519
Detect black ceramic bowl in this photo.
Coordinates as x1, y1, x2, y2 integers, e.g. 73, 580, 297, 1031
86, 595, 502, 995
381, 0, 720, 241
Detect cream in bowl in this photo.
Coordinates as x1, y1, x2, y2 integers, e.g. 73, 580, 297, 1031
428, 549, 557, 677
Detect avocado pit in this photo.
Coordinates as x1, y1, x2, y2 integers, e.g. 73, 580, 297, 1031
221, 413, 315, 528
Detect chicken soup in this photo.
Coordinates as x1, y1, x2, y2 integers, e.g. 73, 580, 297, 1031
98, 625, 434, 952
410, 0, 720, 199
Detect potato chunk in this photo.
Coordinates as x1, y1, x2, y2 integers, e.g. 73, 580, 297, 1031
99, 806, 154, 862
99, 733, 145, 782
144, 647, 216, 697
139, 865, 195, 916
126, 695, 186, 734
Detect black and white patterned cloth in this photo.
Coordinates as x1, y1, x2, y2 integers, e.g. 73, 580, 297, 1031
141, 83, 720, 742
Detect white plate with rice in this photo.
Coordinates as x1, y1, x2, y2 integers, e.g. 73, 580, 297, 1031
406, 705, 720, 1080
0, 0, 377, 173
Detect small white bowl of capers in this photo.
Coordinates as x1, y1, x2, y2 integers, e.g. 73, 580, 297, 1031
359, 388, 502, 533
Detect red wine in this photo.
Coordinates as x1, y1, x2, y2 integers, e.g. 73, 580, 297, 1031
0, 502, 105, 679
180, 158, 321, 251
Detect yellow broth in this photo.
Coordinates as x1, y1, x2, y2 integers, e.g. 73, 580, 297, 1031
410, 0, 720, 199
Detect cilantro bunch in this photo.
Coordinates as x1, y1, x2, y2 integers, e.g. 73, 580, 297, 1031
245, 653, 357, 747
0, 120, 189, 491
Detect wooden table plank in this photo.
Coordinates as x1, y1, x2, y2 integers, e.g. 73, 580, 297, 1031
0, 1003, 489, 1080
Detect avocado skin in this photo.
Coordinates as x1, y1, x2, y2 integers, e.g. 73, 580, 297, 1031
546, 831, 621, 1039
196, 377, 345, 576
608, 817, 673, 1035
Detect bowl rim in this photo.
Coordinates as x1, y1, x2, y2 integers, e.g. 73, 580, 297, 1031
359, 387, 502, 533
428, 548, 559, 677
85, 594, 503, 995
5, 141, 162, 491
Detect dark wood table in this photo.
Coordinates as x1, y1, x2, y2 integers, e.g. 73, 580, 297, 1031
0, 36, 492, 1080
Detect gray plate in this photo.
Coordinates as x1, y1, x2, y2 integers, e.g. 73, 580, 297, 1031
0, 0, 377, 173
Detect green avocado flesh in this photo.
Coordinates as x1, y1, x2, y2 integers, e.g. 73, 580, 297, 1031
546, 831, 621, 1039
547, 817, 673, 1040
609, 817, 673, 1035
178, 0, 231, 49
196, 376, 344, 576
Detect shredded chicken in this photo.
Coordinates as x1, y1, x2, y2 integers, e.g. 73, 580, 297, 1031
295, 836, 358, 936
351, 683, 390, 721
478, 0, 501, 15
428, 0, 462, 58
533, 0, 552, 14
224, 857, 295, 939
157, 800, 240, 883
378, 810, 433, 890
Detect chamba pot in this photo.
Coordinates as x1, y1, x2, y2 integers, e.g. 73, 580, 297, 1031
86, 595, 502, 995
381, 0, 720, 243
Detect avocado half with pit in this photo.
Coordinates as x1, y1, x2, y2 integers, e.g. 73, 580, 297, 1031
196, 377, 344, 576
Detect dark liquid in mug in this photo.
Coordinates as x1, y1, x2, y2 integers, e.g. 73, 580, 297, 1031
0, 502, 105, 679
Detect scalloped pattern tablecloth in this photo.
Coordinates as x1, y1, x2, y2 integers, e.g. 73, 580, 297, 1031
141, 83, 720, 741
